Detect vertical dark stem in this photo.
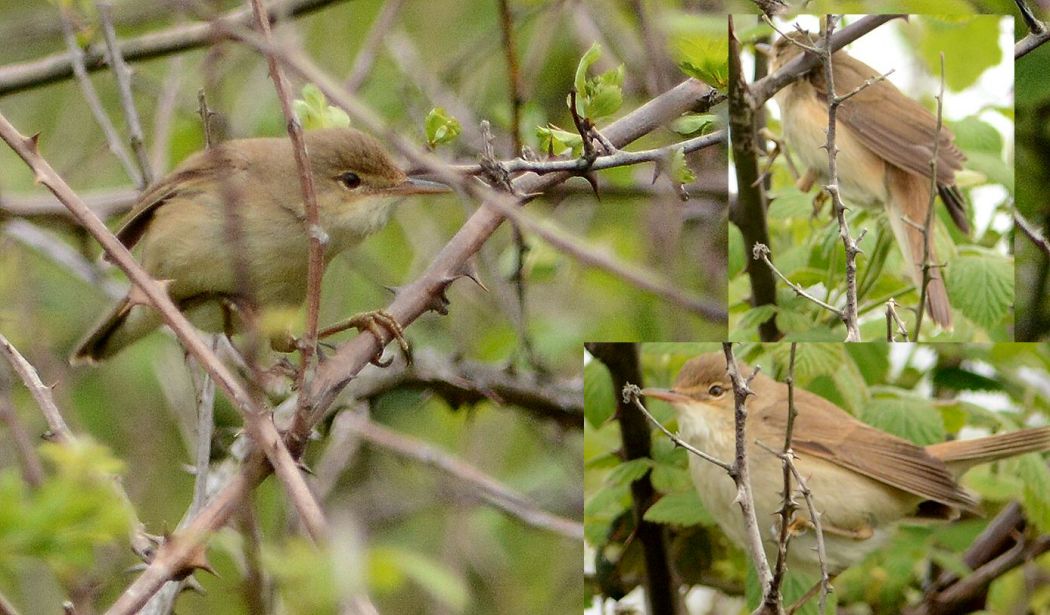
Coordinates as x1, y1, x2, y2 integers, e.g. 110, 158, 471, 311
728, 16, 780, 341
585, 343, 679, 615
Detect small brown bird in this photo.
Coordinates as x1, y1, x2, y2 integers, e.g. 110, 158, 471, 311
769, 31, 970, 330
644, 352, 1050, 575
72, 127, 446, 363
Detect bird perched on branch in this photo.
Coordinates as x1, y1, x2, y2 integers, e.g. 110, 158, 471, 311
769, 31, 970, 330
644, 352, 1050, 576
72, 127, 446, 364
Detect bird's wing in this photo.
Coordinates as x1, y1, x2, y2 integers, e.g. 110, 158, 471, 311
809, 51, 965, 188
113, 145, 250, 251
753, 385, 978, 512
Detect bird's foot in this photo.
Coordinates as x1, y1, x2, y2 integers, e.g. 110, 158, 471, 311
317, 310, 411, 367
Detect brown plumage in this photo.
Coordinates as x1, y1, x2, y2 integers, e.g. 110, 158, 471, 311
770, 32, 970, 329
646, 352, 1050, 573
72, 127, 443, 363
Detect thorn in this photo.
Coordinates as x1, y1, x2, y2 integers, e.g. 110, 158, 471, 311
25, 133, 40, 153
454, 259, 488, 292
583, 172, 600, 199
126, 279, 173, 307
297, 460, 315, 476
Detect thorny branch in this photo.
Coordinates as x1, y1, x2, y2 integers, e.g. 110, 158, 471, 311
911, 52, 945, 341
721, 342, 774, 600
815, 15, 863, 342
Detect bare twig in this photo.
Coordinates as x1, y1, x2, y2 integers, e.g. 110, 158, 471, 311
1015, 0, 1050, 58
814, 15, 862, 341
765, 343, 797, 609
753, 242, 843, 317
345, 412, 581, 539
248, 0, 328, 493
886, 298, 909, 342
343, 0, 405, 92
623, 385, 732, 472
0, 333, 73, 443
58, 6, 142, 187
0, 388, 46, 487
457, 129, 725, 176
912, 52, 945, 340
722, 342, 773, 597
97, 1, 155, 187
1015, 209, 1050, 256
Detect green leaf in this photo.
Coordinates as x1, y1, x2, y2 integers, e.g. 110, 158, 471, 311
767, 189, 815, 220
904, 16, 1000, 93
424, 107, 461, 148
574, 42, 602, 104
945, 248, 1014, 331
671, 113, 716, 135
669, 147, 695, 184
644, 491, 714, 527
671, 34, 728, 90
606, 458, 653, 487
294, 83, 351, 130
1017, 454, 1050, 534
859, 392, 945, 446
585, 65, 625, 119
584, 360, 617, 427
536, 124, 583, 156
931, 366, 1004, 392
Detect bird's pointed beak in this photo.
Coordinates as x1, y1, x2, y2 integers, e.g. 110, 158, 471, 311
641, 387, 692, 404
390, 175, 452, 195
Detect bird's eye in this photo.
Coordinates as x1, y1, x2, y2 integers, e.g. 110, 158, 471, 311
708, 385, 724, 396
338, 172, 361, 189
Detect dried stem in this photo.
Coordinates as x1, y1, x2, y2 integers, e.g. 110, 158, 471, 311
754, 242, 843, 317
722, 342, 773, 597
58, 5, 142, 187
346, 412, 581, 539
1015, 0, 1050, 58
815, 15, 862, 341
97, 1, 155, 187
912, 52, 945, 340
248, 0, 327, 471
623, 386, 732, 472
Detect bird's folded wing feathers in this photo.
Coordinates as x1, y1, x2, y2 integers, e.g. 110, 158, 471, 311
811, 51, 965, 187
113, 146, 251, 251
756, 386, 979, 512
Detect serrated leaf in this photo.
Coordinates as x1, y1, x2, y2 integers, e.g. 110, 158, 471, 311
860, 393, 945, 445
644, 491, 714, 527
669, 147, 695, 184
945, 249, 1014, 331
671, 35, 728, 89
584, 360, 617, 427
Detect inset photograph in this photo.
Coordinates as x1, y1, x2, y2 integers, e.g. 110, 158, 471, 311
585, 342, 1050, 614
728, 15, 1014, 342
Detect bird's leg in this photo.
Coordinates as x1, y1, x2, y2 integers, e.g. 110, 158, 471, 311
317, 310, 411, 367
